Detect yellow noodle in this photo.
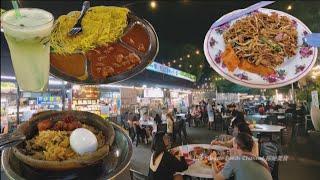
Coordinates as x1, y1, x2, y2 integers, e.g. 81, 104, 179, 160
51, 6, 129, 54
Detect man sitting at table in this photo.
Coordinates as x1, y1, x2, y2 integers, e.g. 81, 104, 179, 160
211, 122, 259, 156
211, 133, 272, 180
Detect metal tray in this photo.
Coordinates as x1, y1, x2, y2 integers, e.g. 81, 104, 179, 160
50, 13, 159, 85
1, 123, 133, 180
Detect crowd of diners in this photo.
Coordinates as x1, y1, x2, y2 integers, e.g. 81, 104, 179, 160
123, 99, 310, 180
147, 111, 277, 180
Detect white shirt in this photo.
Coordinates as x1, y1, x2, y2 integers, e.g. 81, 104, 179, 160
167, 118, 173, 133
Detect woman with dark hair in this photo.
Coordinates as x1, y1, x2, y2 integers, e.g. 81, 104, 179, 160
230, 111, 246, 128
132, 115, 148, 146
148, 132, 188, 180
211, 122, 259, 156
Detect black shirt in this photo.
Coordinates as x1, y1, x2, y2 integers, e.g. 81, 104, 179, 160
148, 151, 188, 180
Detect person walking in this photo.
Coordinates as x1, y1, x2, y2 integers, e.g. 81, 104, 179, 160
207, 101, 215, 130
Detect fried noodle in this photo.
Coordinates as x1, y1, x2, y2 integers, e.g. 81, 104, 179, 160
223, 12, 298, 69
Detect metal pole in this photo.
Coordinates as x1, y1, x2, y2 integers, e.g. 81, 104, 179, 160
16, 85, 20, 125
62, 82, 66, 110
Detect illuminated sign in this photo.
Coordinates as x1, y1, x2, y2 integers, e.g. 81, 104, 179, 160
144, 88, 164, 98
146, 62, 196, 82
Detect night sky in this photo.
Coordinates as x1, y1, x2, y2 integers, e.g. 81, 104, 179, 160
1, 0, 319, 84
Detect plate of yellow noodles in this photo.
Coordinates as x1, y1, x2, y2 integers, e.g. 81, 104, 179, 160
49, 6, 158, 85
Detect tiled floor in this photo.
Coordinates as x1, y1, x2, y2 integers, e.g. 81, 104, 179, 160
2, 126, 320, 180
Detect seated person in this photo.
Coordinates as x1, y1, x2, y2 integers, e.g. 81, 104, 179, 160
230, 111, 246, 128
148, 132, 188, 180
211, 133, 272, 180
211, 122, 259, 156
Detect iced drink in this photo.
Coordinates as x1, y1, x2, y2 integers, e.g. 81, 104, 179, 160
1, 8, 53, 92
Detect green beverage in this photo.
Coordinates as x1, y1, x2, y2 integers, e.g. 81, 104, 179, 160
1, 8, 53, 92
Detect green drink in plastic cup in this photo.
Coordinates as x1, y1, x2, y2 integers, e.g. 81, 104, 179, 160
1, 8, 53, 92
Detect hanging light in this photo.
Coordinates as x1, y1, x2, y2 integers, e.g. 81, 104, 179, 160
287, 5, 292, 10
187, 54, 190, 58
173, 60, 176, 63
189, 65, 192, 68
150, 1, 157, 9
199, 64, 203, 68
179, 64, 182, 68
180, 57, 183, 61
195, 50, 200, 55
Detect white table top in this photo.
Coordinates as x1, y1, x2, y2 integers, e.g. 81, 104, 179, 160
140, 120, 155, 126
176, 113, 186, 118
267, 111, 285, 114
173, 144, 229, 179
222, 115, 232, 119
251, 114, 268, 119
251, 124, 285, 133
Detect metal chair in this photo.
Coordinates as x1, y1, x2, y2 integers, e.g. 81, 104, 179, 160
281, 127, 293, 147
129, 169, 148, 180
265, 115, 278, 125
260, 140, 282, 180
214, 114, 224, 131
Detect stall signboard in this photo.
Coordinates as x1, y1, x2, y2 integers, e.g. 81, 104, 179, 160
37, 96, 61, 104
216, 93, 240, 104
144, 88, 164, 98
146, 62, 196, 82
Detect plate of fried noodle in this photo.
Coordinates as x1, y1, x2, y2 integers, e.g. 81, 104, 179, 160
204, 8, 318, 89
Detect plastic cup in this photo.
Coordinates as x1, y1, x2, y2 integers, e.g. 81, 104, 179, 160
2, 8, 54, 92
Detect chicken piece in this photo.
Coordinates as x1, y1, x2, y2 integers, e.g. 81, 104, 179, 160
37, 119, 53, 131
221, 45, 240, 72
239, 60, 275, 76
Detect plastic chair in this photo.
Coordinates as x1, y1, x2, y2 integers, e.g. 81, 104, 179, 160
129, 169, 148, 180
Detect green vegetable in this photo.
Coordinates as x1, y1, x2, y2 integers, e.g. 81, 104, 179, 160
260, 36, 282, 52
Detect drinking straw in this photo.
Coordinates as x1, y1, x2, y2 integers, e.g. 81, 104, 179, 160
11, 0, 21, 19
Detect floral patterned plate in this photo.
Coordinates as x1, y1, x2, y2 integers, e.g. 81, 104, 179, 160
203, 8, 318, 89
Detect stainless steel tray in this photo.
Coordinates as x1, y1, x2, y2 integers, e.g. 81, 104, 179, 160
50, 13, 159, 85
1, 123, 133, 180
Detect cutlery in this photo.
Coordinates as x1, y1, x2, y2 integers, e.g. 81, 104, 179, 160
68, 1, 90, 36
211, 1, 275, 29
303, 33, 320, 47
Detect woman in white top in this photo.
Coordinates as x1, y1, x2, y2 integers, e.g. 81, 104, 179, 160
211, 122, 259, 156
166, 113, 174, 143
